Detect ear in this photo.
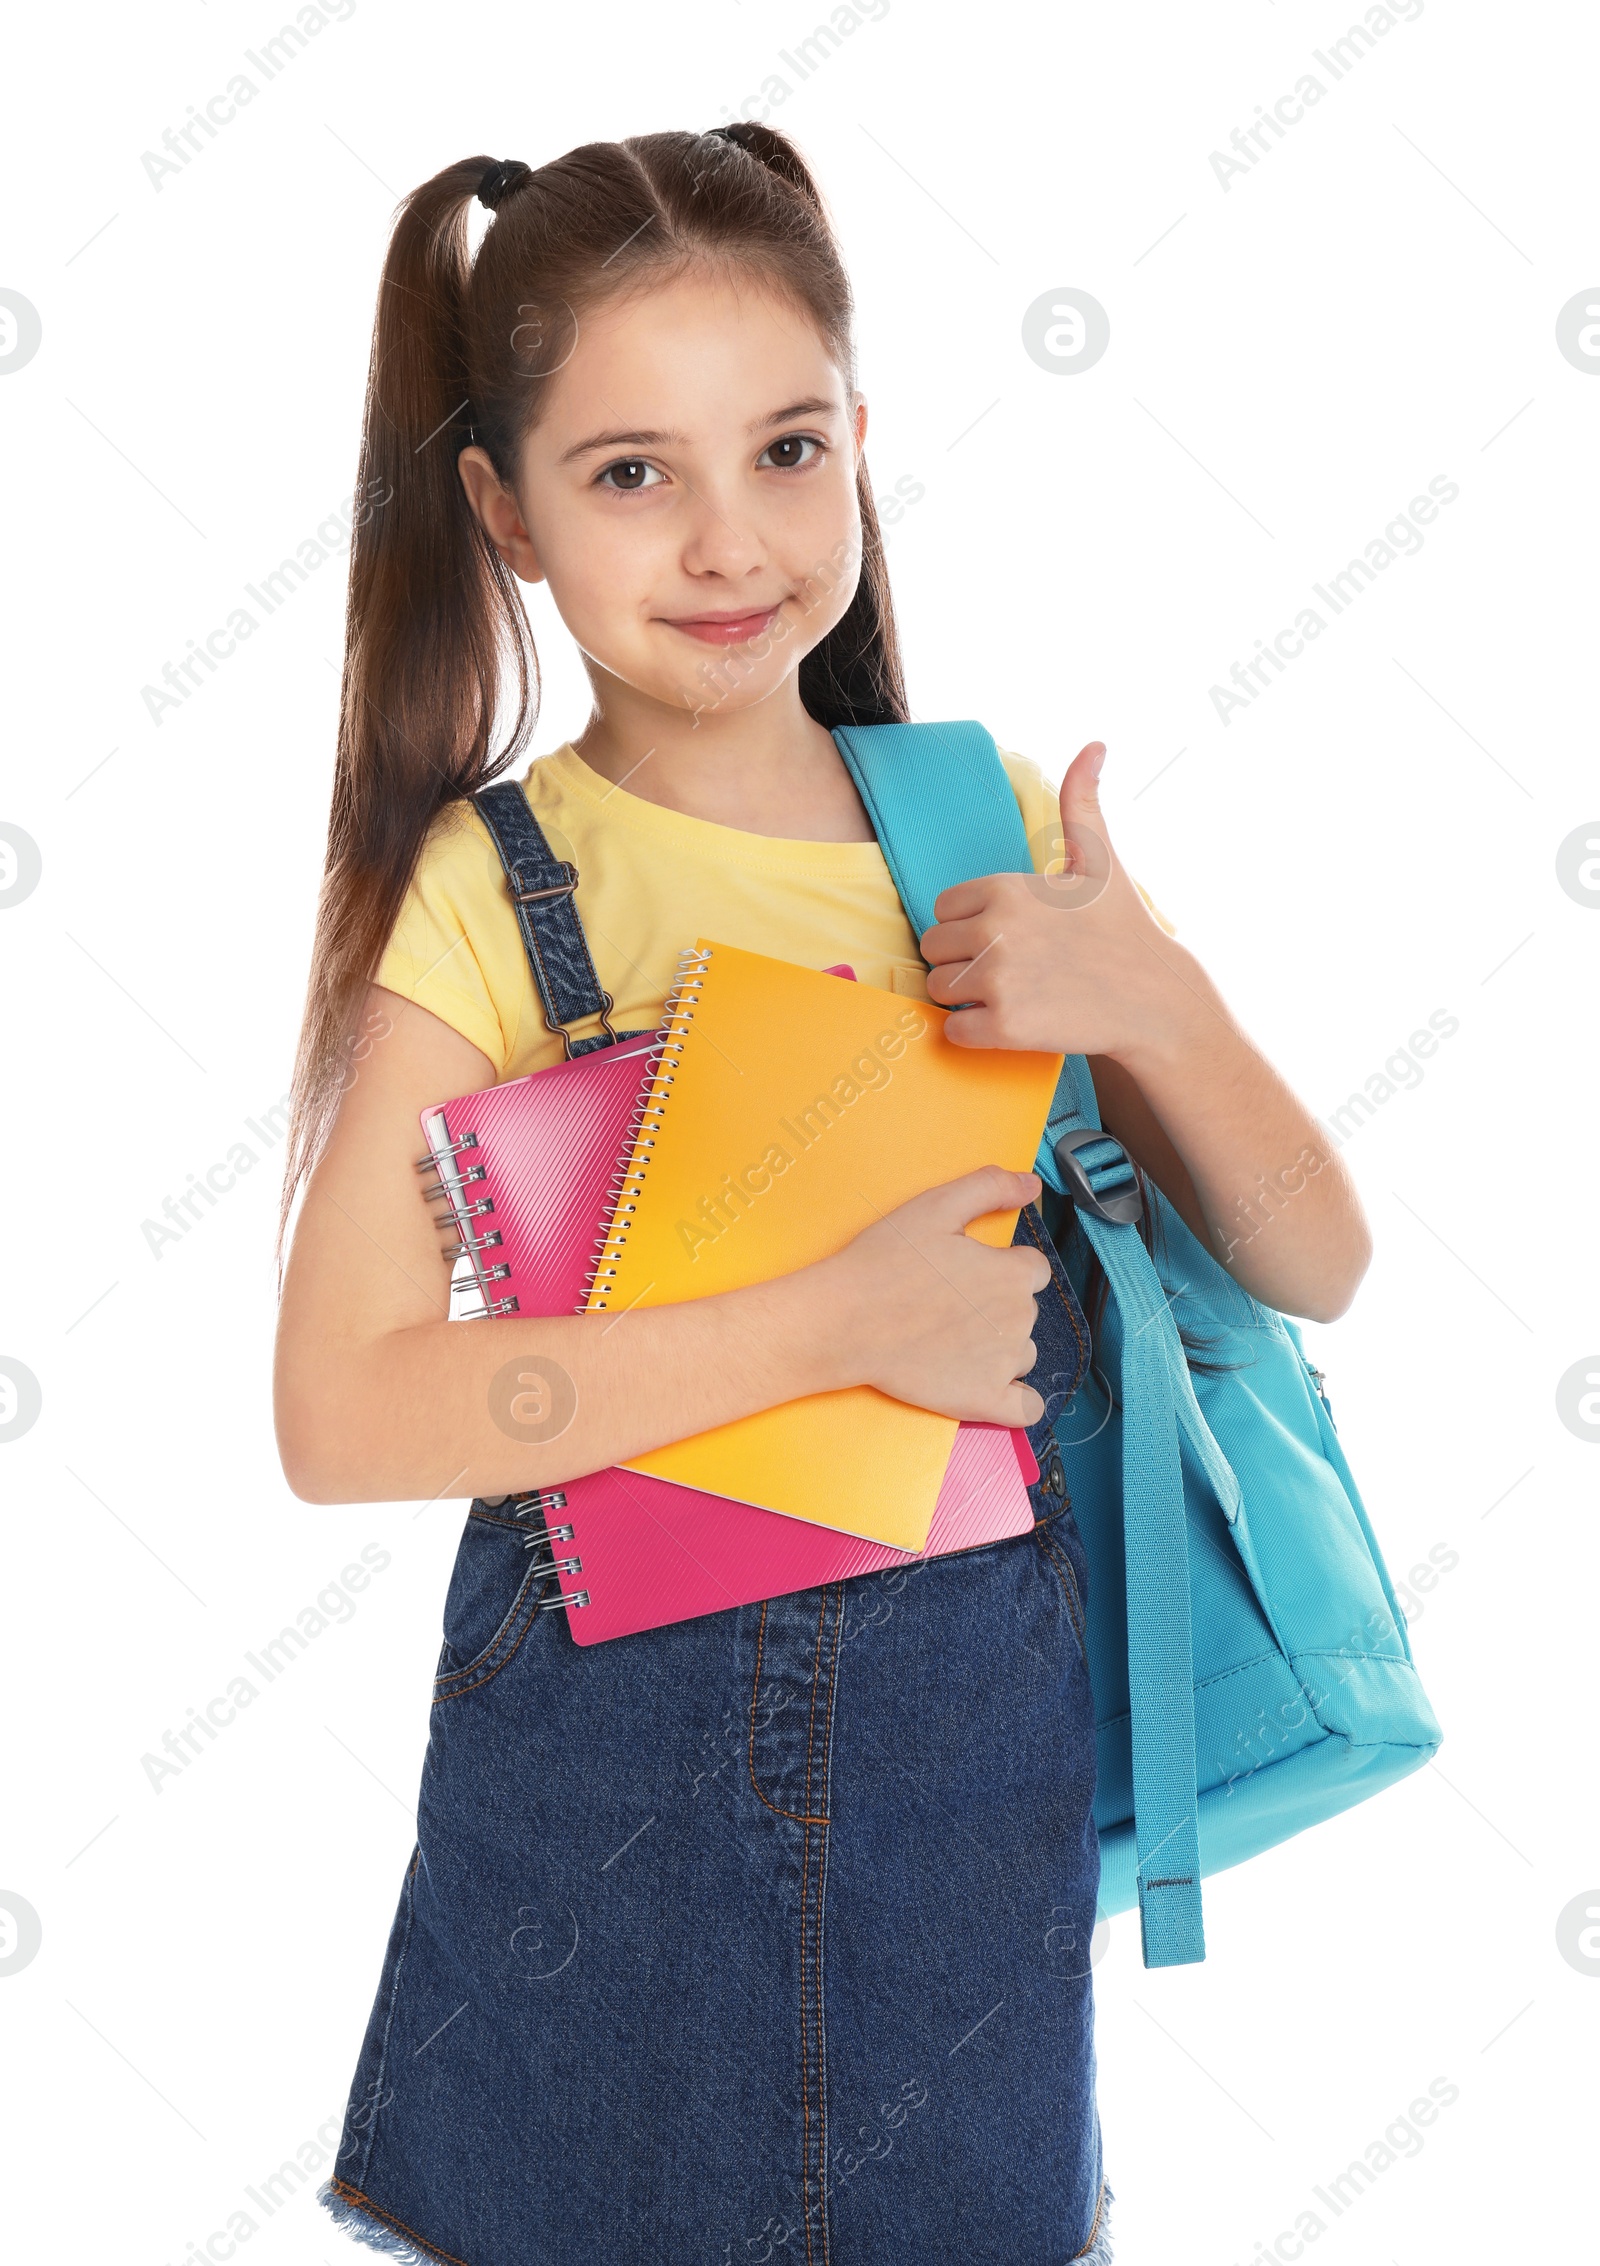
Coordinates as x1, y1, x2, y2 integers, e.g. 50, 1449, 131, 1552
457, 445, 545, 584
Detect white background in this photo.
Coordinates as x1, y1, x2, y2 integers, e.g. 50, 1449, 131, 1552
2, 1, 1596, 2260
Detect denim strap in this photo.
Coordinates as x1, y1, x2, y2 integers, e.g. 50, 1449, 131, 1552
473, 779, 618, 1059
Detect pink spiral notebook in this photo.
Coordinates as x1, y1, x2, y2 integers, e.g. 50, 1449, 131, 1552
419, 977, 1038, 1644
518, 1417, 1036, 1644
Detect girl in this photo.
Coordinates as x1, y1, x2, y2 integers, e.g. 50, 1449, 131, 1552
276, 125, 1369, 2266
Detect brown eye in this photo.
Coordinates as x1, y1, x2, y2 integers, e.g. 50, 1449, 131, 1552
597, 457, 661, 492
758, 434, 823, 471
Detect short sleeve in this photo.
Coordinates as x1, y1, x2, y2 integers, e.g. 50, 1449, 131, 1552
997, 746, 1176, 935
375, 804, 511, 1071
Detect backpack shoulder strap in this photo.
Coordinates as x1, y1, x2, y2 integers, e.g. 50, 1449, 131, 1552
473, 779, 619, 1059
834, 720, 1105, 1132
831, 719, 1037, 933
832, 718, 1206, 1969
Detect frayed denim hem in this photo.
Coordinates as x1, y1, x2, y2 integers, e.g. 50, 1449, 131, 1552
1075, 2177, 1115, 2261
320, 2168, 1112, 2263
317, 2177, 455, 2266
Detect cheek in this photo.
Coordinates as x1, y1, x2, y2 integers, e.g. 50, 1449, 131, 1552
776, 461, 862, 602
527, 497, 672, 650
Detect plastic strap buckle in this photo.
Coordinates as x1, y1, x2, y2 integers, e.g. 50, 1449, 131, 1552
1053, 1127, 1143, 1226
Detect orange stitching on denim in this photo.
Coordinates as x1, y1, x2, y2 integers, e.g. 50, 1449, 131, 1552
431, 1570, 554, 1704
799, 1816, 817, 2266
747, 1599, 829, 1825
746, 1590, 842, 2264
328, 2179, 473, 2266
1071, 2176, 1107, 2257
817, 1585, 844, 1790
795, 1593, 842, 2266
811, 1587, 843, 2266
802, 1587, 827, 1822
431, 1573, 545, 1700
518, 908, 608, 1053
522, 919, 569, 1045
798, 1592, 829, 2265
1019, 1201, 1088, 1382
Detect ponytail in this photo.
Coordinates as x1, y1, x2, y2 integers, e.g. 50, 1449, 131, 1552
279, 158, 537, 1253
282, 128, 907, 1250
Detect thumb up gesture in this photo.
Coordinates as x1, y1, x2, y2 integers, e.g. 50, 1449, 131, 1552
921, 742, 1193, 1064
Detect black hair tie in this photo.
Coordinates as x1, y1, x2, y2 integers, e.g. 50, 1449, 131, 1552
477, 158, 532, 212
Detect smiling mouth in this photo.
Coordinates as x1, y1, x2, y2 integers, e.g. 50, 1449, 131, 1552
662, 605, 782, 646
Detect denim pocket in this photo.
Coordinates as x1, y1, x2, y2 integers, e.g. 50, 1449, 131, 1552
432, 1510, 553, 1699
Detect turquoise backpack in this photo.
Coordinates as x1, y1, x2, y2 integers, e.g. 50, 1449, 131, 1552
833, 718, 1443, 1970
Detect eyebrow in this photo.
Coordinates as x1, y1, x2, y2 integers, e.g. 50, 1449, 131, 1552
558, 396, 845, 465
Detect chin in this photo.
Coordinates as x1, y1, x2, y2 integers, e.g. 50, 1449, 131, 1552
649, 648, 805, 726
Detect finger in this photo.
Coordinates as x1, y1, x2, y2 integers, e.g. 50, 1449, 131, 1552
926, 959, 999, 1011
920, 913, 993, 967
937, 1004, 1003, 1048
1059, 741, 1107, 832
1052, 743, 1117, 883
919, 1164, 1040, 1228
1007, 1333, 1039, 1378
996, 1380, 1046, 1428
924, 961, 971, 1008
1013, 1248, 1053, 1293
928, 875, 999, 929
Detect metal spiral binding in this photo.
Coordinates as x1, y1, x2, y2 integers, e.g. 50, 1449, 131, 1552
505, 1495, 589, 1612
581, 944, 713, 1312
420, 1163, 485, 1205
415, 1129, 479, 1163
510, 1488, 568, 1518
525, 1553, 584, 1579
417, 1110, 510, 1318
413, 1011, 685, 1620
528, 1545, 588, 1610
443, 1227, 504, 1261
504, 1490, 574, 1553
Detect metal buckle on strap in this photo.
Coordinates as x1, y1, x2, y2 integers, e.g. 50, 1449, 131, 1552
1054, 1127, 1143, 1226
507, 861, 579, 906
546, 990, 618, 1060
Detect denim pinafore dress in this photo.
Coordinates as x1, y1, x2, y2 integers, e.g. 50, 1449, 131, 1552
319, 785, 1112, 2266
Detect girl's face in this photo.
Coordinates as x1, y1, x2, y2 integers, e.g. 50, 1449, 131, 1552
463, 268, 867, 724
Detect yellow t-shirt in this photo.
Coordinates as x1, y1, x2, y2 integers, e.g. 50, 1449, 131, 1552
377, 741, 1165, 1079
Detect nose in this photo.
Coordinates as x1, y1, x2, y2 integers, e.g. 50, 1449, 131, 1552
676, 480, 770, 583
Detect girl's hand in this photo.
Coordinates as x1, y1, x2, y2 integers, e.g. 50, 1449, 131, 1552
801, 1165, 1050, 1426
920, 741, 1201, 1067
918, 746, 1374, 1323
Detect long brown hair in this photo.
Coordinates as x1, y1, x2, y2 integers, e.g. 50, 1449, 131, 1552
281, 124, 909, 1247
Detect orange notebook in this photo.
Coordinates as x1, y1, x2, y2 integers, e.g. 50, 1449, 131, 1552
584, 940, 1063, 1549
